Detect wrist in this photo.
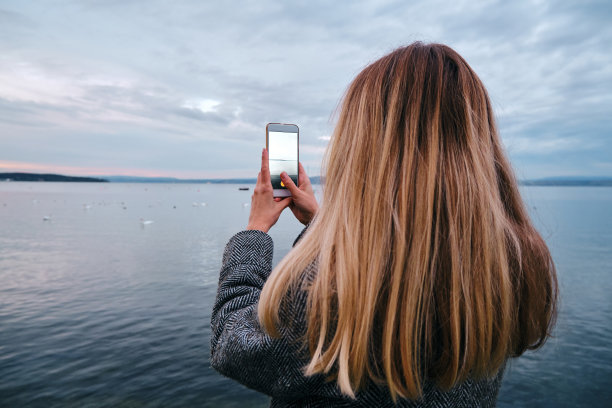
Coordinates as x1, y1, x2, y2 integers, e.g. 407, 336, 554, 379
246, 223, 270, 233
301, 210, 317, 225
307, 207, 318, 224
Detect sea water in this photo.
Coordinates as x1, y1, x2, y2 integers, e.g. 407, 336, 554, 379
0, 183, 610, 407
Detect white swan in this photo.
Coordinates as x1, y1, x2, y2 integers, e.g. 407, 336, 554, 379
140, 218, 154, 226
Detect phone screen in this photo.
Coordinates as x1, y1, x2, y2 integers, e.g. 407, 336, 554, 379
268, 130, 298, 190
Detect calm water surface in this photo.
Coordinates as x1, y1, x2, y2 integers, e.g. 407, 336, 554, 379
0, 183, 610, 407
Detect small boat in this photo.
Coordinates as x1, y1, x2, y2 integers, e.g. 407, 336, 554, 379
238, 187, 249, 191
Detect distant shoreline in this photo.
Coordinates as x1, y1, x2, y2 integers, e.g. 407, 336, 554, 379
1, 172, 612, 186
520, 180, 612, 186
0, 173, 108, 183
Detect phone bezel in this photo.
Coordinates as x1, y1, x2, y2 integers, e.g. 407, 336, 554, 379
265, 123, 299, 197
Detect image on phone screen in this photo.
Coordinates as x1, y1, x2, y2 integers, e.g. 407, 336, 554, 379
268, 131, 298, 190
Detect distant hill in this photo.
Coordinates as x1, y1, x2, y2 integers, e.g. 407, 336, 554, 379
101, 175, 259, 184
101, 175, 324, 184
520, 176, 612, 186
0, 173, 108, 182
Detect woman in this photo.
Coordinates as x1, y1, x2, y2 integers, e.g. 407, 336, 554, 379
211, 42, 558, 407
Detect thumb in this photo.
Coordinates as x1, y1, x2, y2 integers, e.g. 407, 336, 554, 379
280, 172, 300, 196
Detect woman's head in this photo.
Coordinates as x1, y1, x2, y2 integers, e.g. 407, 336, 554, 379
259, 42, 558, 400
325, 42, 501, 213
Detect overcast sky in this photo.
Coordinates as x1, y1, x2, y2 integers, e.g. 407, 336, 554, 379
0, 0, 610, 179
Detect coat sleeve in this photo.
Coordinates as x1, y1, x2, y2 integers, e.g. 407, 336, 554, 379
210, 229, 323, 399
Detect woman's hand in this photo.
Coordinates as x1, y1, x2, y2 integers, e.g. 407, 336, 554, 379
246, 148, 292, 233
280, 162, 319, 225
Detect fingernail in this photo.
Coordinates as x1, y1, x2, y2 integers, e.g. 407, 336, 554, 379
281, 172, 287, 179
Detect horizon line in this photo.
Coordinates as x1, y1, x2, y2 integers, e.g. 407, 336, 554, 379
3, 171, 612, 182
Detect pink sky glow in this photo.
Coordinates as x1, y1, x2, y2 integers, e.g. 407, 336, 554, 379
0, 160, 249, 179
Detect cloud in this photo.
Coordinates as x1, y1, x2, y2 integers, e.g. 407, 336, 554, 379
182, 99, 221, 113
504, 136, 598, 155
0, 0, 610, 178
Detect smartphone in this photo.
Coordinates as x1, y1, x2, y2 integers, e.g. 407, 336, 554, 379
266, 123, 299, 197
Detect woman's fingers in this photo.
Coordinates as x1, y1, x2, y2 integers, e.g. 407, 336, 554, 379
261, 148, 271, 184
281, 165, 318, 225
246, 149, 292, 232
280, 172, 300, 196
276, 197, 292, 210
298, 162, 310, 187
254, 171, 264, 193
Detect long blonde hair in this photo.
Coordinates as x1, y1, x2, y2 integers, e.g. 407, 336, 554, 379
258, 42, 558, 400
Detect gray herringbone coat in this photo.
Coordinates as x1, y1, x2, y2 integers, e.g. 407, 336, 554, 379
211, 229, 505, 407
